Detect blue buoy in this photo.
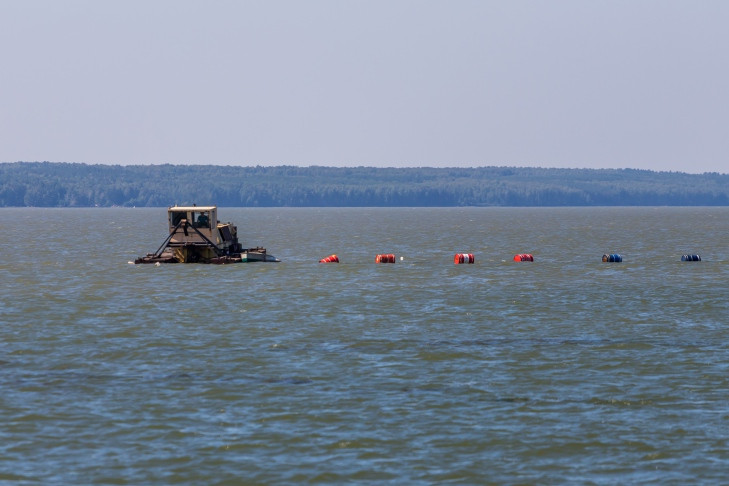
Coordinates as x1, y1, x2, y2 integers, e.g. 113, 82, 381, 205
602, 254, 622, 262
681, 254, 701, 262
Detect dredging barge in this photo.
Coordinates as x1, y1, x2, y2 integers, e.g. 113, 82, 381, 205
135, 205, 279, 264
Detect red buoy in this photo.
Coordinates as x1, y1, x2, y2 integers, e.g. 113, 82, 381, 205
454, 253, 475, 264
514, 254, 534, 262
375, 254, 396, 263
319, 254, 339, 263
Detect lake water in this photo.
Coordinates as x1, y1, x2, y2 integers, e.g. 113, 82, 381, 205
1, 207, 728, 484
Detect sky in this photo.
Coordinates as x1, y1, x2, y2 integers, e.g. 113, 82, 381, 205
1, 1, 728, 173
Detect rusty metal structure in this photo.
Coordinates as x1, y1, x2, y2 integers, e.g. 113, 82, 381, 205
135, 205, 279, 264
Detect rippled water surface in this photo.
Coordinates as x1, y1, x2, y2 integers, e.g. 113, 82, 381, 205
1, 207, 728, 484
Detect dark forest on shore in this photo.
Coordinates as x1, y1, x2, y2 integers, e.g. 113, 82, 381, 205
1, 162, 727, 207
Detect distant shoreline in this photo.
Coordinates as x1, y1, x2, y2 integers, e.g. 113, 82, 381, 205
2, 162, 728, 207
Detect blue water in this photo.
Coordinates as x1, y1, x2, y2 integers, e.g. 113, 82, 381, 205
1, 207, 728, 484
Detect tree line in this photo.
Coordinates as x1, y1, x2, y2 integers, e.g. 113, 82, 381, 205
1, 162, 727, 207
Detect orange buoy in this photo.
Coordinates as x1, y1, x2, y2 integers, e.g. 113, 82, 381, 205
514, 254, 534, 262
454, 253, 475, 264
375, 253, 396, 263
319, 254, 339, 263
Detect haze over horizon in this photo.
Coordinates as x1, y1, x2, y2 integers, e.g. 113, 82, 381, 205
2, 1, 727, 174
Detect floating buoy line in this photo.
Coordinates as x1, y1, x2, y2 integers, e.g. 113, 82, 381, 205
307, 252, 705, 264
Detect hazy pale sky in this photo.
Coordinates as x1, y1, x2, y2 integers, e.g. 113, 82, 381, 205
1, 1, 727, 172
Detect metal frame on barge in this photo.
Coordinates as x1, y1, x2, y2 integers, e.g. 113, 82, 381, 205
134, 205, 279, 264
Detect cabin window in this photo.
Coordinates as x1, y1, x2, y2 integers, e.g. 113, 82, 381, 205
194, 211, 210, 228
171, 211, 187, 226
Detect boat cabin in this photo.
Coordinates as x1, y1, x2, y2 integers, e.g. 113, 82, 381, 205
165, 205, 241, 261
169, 205, 217, 236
